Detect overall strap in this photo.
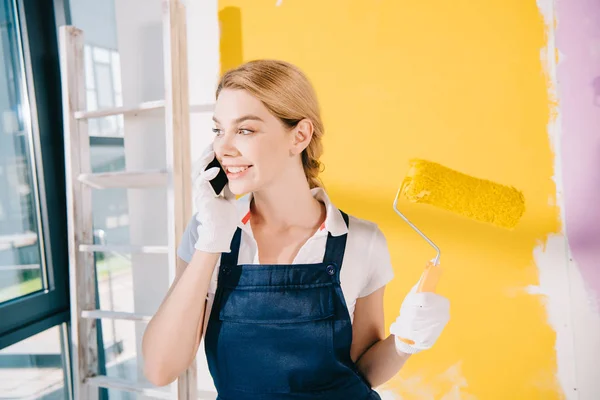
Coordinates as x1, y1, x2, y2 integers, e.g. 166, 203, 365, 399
220, 227, 242, 266
322, 210, 350, 269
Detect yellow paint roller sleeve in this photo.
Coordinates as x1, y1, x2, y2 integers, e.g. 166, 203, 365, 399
401, 159, 526, 229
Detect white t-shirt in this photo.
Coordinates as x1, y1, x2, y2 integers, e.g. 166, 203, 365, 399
177, 187, 395, 323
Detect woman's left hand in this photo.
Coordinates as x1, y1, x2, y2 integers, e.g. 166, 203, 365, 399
388, 284, 450, 355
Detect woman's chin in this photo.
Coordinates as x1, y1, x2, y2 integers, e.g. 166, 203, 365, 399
228, 181, 255, 197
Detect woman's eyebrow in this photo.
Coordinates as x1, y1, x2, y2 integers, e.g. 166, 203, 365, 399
212, 115, 264, 125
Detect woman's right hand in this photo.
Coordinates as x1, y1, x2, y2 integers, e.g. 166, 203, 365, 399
191, 143, 239, 254
389, 283, 450, 355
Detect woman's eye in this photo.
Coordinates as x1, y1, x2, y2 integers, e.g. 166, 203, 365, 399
212, 128, 253, 135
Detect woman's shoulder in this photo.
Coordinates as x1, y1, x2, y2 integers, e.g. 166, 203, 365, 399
340, 212, 395, 297
344, 212, 385, 240
341, 212, 390, 262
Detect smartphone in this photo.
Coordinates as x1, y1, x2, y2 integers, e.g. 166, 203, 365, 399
205, 156, 228, 196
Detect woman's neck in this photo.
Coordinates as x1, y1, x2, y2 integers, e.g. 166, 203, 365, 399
250, 176, 325, 233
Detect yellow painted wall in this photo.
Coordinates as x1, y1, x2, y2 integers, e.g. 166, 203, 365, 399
218, 1, 562, 398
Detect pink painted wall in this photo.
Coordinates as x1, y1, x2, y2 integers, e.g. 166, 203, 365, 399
556, 0, 600, 306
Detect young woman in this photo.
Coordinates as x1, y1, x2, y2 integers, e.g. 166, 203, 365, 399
142, 59, 450, 399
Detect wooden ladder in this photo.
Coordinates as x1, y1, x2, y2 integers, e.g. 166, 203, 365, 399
58, 1, 213, 398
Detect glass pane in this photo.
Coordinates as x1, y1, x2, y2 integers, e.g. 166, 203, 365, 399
0, 324, 71, 399
84, 45, 95, 89
89, 118, 100, 136
86, 89, 98, 111
93, 46, 111, 64
101, 116, 119, 136
92, 318, 174, 399
0, 0, 44, 304
110, 51, 121, 98
95, 63, 114, 108
90, 141, 133, 309
90, 139, 129, 244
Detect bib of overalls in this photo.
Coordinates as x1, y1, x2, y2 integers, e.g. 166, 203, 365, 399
204, 210, 382, 400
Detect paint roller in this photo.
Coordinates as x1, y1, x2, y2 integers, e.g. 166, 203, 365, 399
393, 158, 525, 345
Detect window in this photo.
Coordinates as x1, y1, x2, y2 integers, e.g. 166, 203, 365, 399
84, 44, 124, 137
0, 0, 70, 350
0, 324, 72, 399
0, 0, 45, 306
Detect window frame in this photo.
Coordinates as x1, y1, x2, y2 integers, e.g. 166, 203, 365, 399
0, 0, 70, 349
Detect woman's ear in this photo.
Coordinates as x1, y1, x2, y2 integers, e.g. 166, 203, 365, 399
290, 119, 314, 155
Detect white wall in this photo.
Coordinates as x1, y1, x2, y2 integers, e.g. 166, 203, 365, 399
178, 0, 221, 392
113, 2, 169, 397
112, 0, 220, 395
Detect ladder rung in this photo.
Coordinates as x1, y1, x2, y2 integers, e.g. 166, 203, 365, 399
74, 101, 214, 119
84, 376, 172, 399
78, 170, 167, 189
81, 310, 152, 322
79, 244, 169, 254
74, 100, 165, 119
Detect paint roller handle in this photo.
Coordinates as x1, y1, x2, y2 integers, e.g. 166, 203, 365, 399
416, 260, 442, 293
397, 260, 442, 346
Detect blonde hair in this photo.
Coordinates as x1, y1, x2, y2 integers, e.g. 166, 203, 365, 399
216, 60, 324, 189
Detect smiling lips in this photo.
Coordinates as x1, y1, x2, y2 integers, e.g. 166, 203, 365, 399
224, 165, 252, 178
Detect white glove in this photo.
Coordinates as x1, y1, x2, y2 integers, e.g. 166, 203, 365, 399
389, 284, 450, 355
191, 144, 239, 254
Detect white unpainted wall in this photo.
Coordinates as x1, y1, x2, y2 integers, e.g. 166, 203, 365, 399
534, 1, 600, 399
113, 0, 220, 395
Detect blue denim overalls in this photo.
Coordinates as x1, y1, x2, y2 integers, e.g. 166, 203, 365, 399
205, 210, 382, 400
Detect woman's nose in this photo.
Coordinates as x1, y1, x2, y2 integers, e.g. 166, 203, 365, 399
214, 132, 238, 158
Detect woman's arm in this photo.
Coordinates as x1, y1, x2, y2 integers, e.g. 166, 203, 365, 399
141, 143, 240, 386
352, 284, 451, 389
351, 287, 411, 388
141, 251, 219, 386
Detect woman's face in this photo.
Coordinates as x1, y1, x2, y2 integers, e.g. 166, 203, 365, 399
211, 88, 298, 195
